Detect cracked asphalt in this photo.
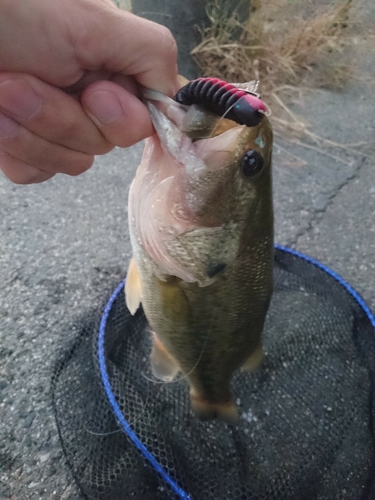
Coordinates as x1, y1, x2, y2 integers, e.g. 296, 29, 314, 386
1, 14, 375, 500
273, 77, 375, 313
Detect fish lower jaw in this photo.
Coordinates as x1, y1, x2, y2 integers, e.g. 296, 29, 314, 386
189, 390, 238, 424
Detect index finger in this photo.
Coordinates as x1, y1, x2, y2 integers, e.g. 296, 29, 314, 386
70, 9, 180, 97
0, 73, 112, 154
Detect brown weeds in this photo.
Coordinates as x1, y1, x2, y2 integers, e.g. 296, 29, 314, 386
192, 0, 358, 144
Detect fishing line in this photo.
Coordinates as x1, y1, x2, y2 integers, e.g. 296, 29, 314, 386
141, 310, 216, 385
85, 427, 124, 436
210, 101, 241, 137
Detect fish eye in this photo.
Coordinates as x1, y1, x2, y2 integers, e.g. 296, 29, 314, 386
241, 150, 264, 177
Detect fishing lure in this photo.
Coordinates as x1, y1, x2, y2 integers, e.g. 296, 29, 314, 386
173, 77, 267, 127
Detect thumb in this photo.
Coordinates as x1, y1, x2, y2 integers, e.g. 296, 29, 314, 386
81, 79, 154, 147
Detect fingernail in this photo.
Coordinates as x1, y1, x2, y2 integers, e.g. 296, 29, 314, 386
85, 90, 123, 125
0, 80, 42, 119
0, 113, 20, 139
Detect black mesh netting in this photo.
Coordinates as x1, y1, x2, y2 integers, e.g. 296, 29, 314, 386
51, 247, 375, 500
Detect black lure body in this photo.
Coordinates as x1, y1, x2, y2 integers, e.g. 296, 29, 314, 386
173, 77, 267, 127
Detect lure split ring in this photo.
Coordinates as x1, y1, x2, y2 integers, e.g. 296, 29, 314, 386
173, 77, 268, 127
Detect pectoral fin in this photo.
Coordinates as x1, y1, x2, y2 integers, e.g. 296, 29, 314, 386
125, 257, 142, 315
158, 277, 190, 325
149, 279, 189, 380
150, 333, 180, 382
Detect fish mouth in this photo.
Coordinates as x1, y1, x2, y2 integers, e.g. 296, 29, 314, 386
142, 87, 191, 160
141, 87, 246, 171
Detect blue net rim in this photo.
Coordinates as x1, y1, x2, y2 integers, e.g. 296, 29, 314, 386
97, 245, 375, 500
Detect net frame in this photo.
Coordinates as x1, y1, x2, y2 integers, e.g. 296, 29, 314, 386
95, 245, 375, 499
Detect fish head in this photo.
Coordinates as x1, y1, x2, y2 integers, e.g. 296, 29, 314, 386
129, 88, 273, 285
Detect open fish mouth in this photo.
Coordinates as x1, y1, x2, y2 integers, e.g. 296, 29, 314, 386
141, 78, 269, 169
141, 87, 250, 174
142, 77, 269, 133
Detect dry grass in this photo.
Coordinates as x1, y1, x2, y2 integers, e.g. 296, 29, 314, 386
192, 0, 360, 144
113, 0, 131, 10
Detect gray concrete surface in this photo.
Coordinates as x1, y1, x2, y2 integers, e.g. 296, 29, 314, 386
273, 79, 375, 312
0, 145, 142, 499
1, 12, 375, 500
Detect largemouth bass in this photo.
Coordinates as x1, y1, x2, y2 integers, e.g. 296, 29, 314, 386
126, 78, 273, 422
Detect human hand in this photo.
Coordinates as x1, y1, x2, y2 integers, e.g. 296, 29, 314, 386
0, 0, 179, 183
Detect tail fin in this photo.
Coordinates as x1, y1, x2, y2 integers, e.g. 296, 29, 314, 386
190, 393, 238, 424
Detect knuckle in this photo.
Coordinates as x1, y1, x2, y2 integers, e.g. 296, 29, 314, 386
92, 140, 114, 155
160, 26, 178, 62
0, 148, 10, 158
0, 158, 45, 184
20, 171, 52, 184
59, 116, 111, 155
0, 113, 21, 141
59, 118, 85, 144
67, 154, 95, 176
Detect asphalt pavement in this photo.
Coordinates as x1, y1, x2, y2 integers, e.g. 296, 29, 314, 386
1, 14, 375, 500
